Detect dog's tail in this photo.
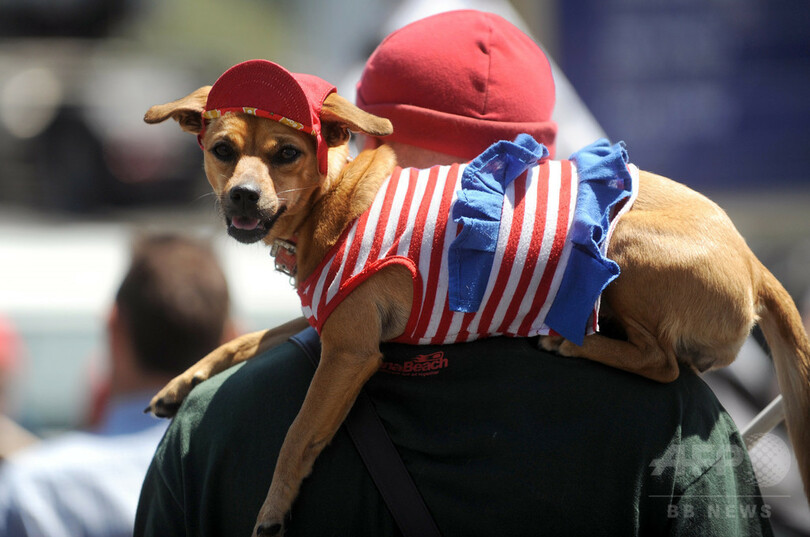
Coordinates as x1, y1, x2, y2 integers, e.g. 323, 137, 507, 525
756, 262, 810, 502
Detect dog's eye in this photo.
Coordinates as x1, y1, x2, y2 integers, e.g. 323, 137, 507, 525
211, 143, 235, 162
274, 146, 301, 165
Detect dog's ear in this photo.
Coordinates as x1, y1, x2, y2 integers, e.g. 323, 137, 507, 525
144, 86, 211, 134
320, 93, 393, 147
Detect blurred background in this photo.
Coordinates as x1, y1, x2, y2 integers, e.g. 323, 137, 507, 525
0, 0, 808, 533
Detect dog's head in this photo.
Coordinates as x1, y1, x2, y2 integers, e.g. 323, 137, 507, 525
144, 60, 392, 245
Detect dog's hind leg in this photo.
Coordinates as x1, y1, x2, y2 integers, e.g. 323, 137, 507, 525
547, 261, 752, 384
554, 319, 681, 383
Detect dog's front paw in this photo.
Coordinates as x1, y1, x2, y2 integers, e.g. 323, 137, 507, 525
144, 370, 207, 418
253, 494, 292, 537
253, 510, 286, 537
254, 521, 284, 537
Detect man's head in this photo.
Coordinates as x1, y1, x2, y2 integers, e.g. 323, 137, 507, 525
356, 9, 557, 163
113, 234, 232, 378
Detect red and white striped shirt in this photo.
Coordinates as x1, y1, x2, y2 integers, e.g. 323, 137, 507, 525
298, 158, 593, 345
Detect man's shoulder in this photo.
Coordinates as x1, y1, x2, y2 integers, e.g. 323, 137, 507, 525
170, 332, 739, 469
380, 336, 723, 402
178, 334, 731, 437
374, 336, 736, 453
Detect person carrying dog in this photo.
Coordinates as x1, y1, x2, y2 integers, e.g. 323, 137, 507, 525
135, 10, 773, 536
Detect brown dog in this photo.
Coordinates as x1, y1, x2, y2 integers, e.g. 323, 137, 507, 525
145, 62, 810, 535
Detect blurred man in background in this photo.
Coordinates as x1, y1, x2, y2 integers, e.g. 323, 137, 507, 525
0, 233, 237, 537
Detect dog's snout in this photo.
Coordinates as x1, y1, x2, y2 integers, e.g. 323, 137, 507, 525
229, 184, 261, 209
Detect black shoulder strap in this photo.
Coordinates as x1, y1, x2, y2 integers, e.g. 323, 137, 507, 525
290, 328, 442, 537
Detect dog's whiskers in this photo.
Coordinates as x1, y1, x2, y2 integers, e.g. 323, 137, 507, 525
193, 191, 217, 203
275, 185, 318, 197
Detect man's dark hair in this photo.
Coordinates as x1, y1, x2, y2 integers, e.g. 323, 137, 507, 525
115, 233, 230, 375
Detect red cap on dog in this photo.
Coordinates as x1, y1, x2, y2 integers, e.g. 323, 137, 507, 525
201, 60, 337, 175
357, 10, 557, 159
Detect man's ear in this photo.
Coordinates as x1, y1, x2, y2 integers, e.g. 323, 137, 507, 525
143, 86, 211, 134
320, 92, 393, 147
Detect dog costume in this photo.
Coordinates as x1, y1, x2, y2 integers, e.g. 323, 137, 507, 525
299, 136, 638, 345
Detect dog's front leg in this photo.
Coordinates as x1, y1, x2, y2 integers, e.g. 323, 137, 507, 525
252, 295, 387, 536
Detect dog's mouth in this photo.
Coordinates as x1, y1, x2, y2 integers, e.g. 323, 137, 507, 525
226, 207, 286, 244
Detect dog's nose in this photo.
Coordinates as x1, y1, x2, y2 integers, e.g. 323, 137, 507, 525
229, 184, 261, 209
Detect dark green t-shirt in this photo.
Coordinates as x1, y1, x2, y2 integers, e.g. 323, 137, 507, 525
134, 331, 773, 536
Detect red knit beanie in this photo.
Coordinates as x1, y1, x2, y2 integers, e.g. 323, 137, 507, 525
356, 10, 557, 160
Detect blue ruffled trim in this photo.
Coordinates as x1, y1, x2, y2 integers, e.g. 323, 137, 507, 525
448, 134, 549, 312
544, 138, 635, 345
